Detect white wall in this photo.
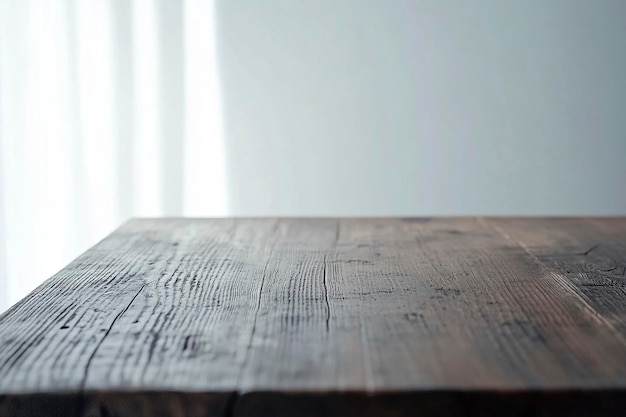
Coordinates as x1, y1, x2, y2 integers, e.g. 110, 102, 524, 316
216, 0, 626, 215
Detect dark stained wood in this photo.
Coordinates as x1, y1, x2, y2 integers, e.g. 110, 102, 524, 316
1, 218, 626, 416
487, 218, 626, 335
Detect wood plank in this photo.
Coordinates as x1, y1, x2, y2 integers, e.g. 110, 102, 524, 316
329, 218, 626, 389
487, 218, 626, 335
0, 219, 281, 416
1, 218, 626, 416
78, 219, 282, 391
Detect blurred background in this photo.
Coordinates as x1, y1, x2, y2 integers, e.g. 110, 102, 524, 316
1, 0, 626, 313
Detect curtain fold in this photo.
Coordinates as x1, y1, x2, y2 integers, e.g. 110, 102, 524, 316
0, 0, 227, 312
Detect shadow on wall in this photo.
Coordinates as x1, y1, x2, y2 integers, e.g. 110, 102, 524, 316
215, 0, 626, 216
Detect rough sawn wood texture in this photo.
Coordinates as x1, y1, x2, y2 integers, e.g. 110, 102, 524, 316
1, 218, 626, 416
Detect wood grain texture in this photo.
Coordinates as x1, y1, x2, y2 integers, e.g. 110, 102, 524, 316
487, 218, 626, 335
1, 218, 626, 416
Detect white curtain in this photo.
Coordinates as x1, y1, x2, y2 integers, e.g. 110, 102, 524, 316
0, 0, 227, 312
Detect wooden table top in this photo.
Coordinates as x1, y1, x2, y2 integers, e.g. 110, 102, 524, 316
1, 218, 626, 416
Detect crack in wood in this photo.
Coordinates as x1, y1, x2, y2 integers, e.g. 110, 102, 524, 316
240, 256, 270, 374
581, 244, 599, 256
323, 255, 331, 333
322, 221, 340, 334
238, 222, 281, 384
80, 284, 146, 389
222, 391, 239, 417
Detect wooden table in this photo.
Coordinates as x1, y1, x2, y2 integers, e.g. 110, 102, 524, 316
1, 218, 626, 416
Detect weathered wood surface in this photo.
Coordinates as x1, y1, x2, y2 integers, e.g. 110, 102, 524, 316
1, 218, 626, 417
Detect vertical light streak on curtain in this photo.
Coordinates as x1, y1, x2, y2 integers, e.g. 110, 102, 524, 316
111, 0, 134, 221
0, 0, 228, 312
132, 0, 161, 216
183, 0, 227, 216
157, 0, 184, 216
77, 0, 119, 243
0, 0, 76, 307
0, 1, 9, 310
0, 0, 25, 310
0, 158, 5, 311
65, 0, 89, 257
